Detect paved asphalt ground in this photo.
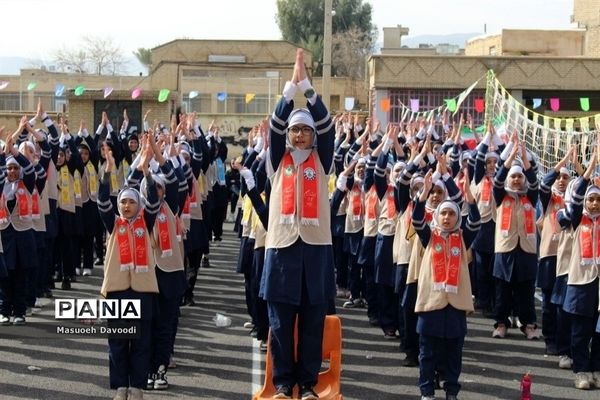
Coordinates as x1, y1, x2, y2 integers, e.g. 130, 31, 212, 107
0, 222, 598, 399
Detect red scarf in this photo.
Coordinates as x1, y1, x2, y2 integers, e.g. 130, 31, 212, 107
500, 195, 535, 239
480, 176, 492, 206
16, 181, 31, 220
431, 229, 462, 293
182, 179, 198, 220
549, 193, 565, 241
31, 188, 40, 220
115, 211, 149, 273
350, 184, 363, 221
0, 195, 8, 224
579, 215, 600, 266
366, 186, 378, 220
156, 204, 173, 258
386, 185, 396, 219
280, 152, 319, 225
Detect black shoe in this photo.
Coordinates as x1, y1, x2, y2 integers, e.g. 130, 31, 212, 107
368, 316, 379, 326
250, 327, 258, 338
43, 289, 53, 298
61, 279, 71, 290
300, 385, 318, 400
53, 273, 62, 283
273, 385, 293, 399
400, 354, 419, 367
146, 373, 155, 390
94, 258, 104, 266
383, 330, 398, 340
201, 257, 210, 268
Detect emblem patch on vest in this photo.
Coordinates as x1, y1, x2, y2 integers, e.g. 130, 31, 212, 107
134, 227, 145, 238
303, 167, 316, 180
284, 165, 294, 176
434, 243, 443, 253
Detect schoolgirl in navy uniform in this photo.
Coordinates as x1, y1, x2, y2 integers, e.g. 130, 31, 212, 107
558, 152, 600, 390
412, 168, 481, 400
181, 119, 210, 306
372, 126, 405, 339
538, 147, 577, 355
491, 134, 541, 339
0, 118, 37, 325
97, 141, 160, 400
75, 119, 101, 277
263, 49, 335, 400
471, 125, 503, 316
54, 119, 84, 290
20, 120, 51, 312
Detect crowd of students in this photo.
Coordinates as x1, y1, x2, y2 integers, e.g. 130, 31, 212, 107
0, 100, 230, 400
0, 46, 599, 400
233, 49, 600, 399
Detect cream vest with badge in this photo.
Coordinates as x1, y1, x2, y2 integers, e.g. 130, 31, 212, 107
539, 194, 564, 259
566, 219, 600, 285
0, 183, 34, 231
344, 184, 364, 234
393, 208, 415, 265
151, 203, 184, 272
363, 186, 380, 238
556, 227, 574, 277
495, 195, 537, 254
57, 165, 76, 213
32, 186, 48, 232
416, 237, 474, 313
265, 150, 331, 249
472, 177, 496, 223
101, 219, 158, 297
377, 185, 398, 237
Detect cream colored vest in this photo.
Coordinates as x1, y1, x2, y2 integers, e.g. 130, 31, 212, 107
415, 237, 474, 313
556, 227, 574, 277
265, 151, 331, 249
566, 222, 600, 285
539, 195, 564, 259
494, 195, 537, 254
152, 203, 184, 272
377, 185, 397, 237
344, 184, 364, 234
101, 219, 159, 298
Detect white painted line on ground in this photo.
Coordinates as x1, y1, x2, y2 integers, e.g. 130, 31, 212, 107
252, 338, 262, 395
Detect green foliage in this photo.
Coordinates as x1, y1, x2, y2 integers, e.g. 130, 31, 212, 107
133, 48, 152, 73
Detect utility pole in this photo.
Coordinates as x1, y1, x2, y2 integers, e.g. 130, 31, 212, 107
322, 0, 332, 109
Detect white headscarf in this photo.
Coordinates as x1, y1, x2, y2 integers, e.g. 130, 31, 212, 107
287, 109, 316, 166
432, 200, 462, 233
505, 164, 527, 195
584, 185, 600, 217
117, 187, 143, 220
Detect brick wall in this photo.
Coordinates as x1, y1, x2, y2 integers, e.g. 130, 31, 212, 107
573, 0, 600, 28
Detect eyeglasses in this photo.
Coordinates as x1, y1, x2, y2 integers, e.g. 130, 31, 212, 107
289, 126, 314, 136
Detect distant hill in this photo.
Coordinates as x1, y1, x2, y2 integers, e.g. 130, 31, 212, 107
374, 32, 482, 52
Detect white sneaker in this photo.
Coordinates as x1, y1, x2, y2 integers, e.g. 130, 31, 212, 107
421, 396, 436, 400
12, 316, 26, 325
113, 387, 128, 400
575, 372, 591, 389
75, 268, 82, 276
82, 268, 92, 276
243, 321, 254, 329
524, 324, 541, 340
0, 314, 10, 325
558, 355, 572, 370
492, 324, 507, 338
34, 298, 44, 308
153, 365, 168, 390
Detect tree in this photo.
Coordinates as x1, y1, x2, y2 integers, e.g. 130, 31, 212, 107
332, 26, 375, 79
52, 36, 127, 75
133, 48, 152, 74
275, 0, 376, 75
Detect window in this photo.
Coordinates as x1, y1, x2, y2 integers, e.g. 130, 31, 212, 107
489, 46, 497, 55
0, 93, 20, 111
182, 94, 212, 113
388, 89, 486, 127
